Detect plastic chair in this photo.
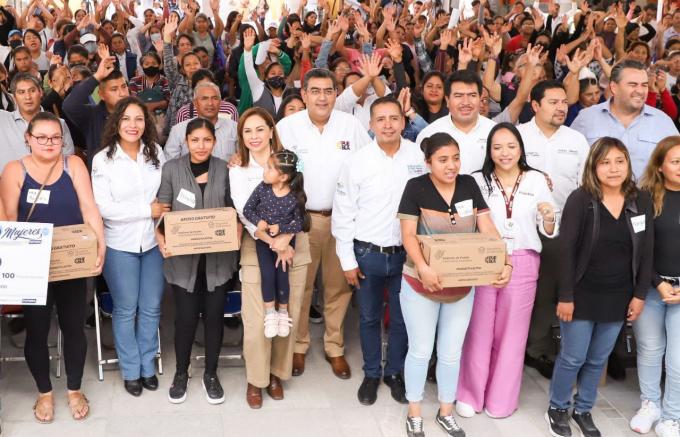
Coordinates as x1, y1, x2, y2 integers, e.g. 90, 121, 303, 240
93, 291, 163, 381
0, 305, 62, 378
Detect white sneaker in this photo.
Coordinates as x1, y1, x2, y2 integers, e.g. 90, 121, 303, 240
455, 401, 476, 418
631, 400, 661, 434
264, 312, 278, 338
277, 311, 292, 337
656, 420, 680, 437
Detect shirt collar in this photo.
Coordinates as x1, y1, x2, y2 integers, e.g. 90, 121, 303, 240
527, 116, 564, 138
448, 114, 481, 134
602, 98, 654, 117
12, 109, 44, 124
113, 142, 145, 161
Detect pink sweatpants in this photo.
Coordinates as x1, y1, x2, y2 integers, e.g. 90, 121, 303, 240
456, 249, 540, 418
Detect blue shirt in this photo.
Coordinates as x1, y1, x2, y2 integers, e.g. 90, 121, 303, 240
571, 99, 679, 177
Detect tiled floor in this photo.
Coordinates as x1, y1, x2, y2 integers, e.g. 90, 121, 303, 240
0, 296, 646, 437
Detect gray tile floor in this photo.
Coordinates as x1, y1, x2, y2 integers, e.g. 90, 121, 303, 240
0, 295, 646, 437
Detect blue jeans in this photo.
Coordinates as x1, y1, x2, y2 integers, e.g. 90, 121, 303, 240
355, 246, 407, 378
634, 287, 680, 420
549, 319, 623, 412
103, 246, 165, 380
400, 279, 474, 403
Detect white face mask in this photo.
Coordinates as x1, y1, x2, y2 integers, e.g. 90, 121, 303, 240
150, 33, 161, 43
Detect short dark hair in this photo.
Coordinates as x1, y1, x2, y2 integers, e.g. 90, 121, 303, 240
12, 46, 31, 58
610, 59, 646, 83
193, 46, 209, 56
100, 69, 125, 85
342, 71, 361, 89
68, 44, 89, 61
643, 4, 657, 11
23, 28, 41, 42
445, 70, 483, 96
420, 132, 459, 160
27, 112, 63, 136
10, 72, 42, 94
302, 68, 337, 90
369, 96, 403, 118
190, 68, 215, 88
530, 80, 565, 104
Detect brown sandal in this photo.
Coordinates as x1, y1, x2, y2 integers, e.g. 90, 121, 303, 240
67, 391, 90, 421
33, 393, 54, 424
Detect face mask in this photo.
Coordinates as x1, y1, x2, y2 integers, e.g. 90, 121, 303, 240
150, 33, 161, 43
266, 75, 286, 90
84, 41, 97, 54
143, 66, 160, 77
9, 40, 21, 49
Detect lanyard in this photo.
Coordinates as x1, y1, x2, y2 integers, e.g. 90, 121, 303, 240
491, 171, 523, 219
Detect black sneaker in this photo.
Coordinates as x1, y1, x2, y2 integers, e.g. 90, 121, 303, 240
357, 377, 380, 405
570, 411, 601, 437
168, 372, 189, 404
406, 416, 425, 437
309, 305, 323, 324
383, 374, 407, 404
525, 354, 555, 379
435, 410, 465, 436
85, 313, 96, 329
545, 407, 572, 437
203, 373, 225, 405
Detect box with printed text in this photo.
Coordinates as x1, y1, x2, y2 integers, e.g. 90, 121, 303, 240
49, 224, 98, 282
161, 207, 239, 256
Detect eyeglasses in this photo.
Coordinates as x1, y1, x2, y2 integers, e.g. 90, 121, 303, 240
308, 87, 336, 96
30, 134, 64, 146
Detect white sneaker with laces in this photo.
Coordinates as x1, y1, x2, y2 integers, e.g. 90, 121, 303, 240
277, 311, 292, 337
631, 400, 661, 434
264, 312, 278, 338
656, 420, 680, 437
455, 401, 476, 418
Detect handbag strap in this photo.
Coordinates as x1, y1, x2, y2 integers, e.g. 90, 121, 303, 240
25, 157, 60, 222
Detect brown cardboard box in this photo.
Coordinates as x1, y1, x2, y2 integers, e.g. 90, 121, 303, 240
49, 224, 98, 282
403, 233, 506, 288
162, 207, 239, 256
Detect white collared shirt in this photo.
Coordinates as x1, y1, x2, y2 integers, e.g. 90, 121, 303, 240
415, 114, 495, 175
91, 143, 166, 252
332, 139, 427, 271
472, 170, 559, 254
276, 109, 372, 210
229, 154, 265, 239
116, 52, 129, 80
164, 117, 238, 162
517, 118, 589, 211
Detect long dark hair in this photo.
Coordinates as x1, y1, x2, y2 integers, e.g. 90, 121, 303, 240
582, 137, 637, 200
271, 150, 310, 233
412, 71, 446, 121
100, 96, 161, 168
479, 122, 538, 195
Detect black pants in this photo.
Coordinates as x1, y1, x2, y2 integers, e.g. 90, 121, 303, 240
255, 237, 295, 305
23, 278, 88, 393
172, 257, 226, 374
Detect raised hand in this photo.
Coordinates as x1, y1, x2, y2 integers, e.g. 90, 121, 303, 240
458, 37, 473, 65
526, 43, 543, 66
482, 28, 502, 57
359, 52, 382, 78
300, 32, 312, 50
398, 87, 412, 114
152, 37, 163, 53
439, 28, 454, 49
385, 37, 403, 63
413, 19, 425, 37
164, 13, 179, 40
243, 27, 256, 51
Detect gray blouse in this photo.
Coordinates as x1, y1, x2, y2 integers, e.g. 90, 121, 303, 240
157, 154, 239, 292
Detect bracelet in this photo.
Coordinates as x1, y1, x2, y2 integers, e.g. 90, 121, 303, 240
405, 108, 415, 117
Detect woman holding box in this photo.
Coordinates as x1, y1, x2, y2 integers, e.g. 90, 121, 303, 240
229, 107, 311, 409
545, 137, 652, 437
0, 112, 105, 423
155, 117, 240, 405
456, 122, 558, 419
397, 132, 512, 437
629, 136, 680, 437
92, 97, 168, 398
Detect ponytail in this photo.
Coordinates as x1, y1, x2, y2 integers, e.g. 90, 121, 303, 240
271, 150, 311, 232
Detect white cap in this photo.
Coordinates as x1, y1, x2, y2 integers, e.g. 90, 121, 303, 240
578, 67, 596, 80
80, 33, 97, 45
265, 20, 277, 29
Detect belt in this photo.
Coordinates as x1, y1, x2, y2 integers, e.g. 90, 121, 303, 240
308, 209, 332, 217
354, 239, 405, 254
661, 276, 680, 286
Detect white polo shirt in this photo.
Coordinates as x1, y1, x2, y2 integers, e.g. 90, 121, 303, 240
415, 114, 496, 175
517, 118, 589, 211
276, 109, 372, 211
332, 139, 427, 271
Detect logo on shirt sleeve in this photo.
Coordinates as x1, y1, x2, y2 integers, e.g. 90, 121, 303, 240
336, 141, 351, 151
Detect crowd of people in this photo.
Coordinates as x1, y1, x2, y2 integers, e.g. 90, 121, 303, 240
0, 0, 679, 436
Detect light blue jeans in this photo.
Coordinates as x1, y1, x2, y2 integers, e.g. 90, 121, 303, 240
103, 246, 165, 380
549, 319, 623, 412
400, 279, 474, 403
634, 287, 680, 420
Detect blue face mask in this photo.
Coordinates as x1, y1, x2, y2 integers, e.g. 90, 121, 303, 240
84, 41, 97, 54
150, 33, 161, 43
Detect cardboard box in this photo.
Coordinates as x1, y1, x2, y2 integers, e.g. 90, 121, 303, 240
403, 233, 506, 288
162, 207, 239, 256
49, 224, 98, 282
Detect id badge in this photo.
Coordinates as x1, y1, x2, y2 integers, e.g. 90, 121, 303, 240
27, 189, 50, 205
504, 237, 515, 255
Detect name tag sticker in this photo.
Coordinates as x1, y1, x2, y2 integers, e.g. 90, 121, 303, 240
455, 199, 473, 217
26, 189, 50, 205
631, 215, 645, 233
177, 188, 196, 208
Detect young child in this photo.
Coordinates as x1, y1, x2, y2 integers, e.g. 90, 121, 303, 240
243, 150, 311, 338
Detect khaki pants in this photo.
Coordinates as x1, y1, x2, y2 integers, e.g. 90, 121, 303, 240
241, 232, 311, 388
294, 214, 352, 357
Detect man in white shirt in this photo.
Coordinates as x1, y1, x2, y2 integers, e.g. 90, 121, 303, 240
416, 70, 495, 175
277, 69, 371, 380
165, 82, 237, 161
332, 96, 426, 406
517, 80, 589, 379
